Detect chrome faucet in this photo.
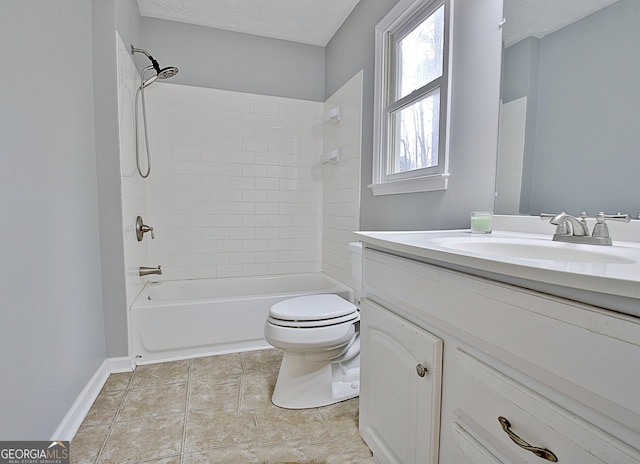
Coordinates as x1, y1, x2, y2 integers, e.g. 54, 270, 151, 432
549, 212, 590, 236
541, 212, 630, 246
139, 265, 162, 276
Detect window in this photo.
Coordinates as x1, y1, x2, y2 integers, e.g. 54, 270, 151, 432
371, 0, 451, 195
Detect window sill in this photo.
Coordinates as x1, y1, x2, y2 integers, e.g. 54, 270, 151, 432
368, 173, 450, 196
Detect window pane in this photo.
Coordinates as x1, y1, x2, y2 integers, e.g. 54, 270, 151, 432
392, 89, 440, 174
398, 5, 444, 99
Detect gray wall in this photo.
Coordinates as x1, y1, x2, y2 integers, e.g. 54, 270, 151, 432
505, 0, 640, 216
92, 0, 140, 358
326, 0, 503, 231
141, 18, 326, 101
0, 0, 106, 439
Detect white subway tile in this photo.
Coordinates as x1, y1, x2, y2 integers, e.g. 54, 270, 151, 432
241, 164, 268, 178
230, 252, 256, 264
243, 239, 269, 251
242, 263, 269, 276
241, 138, 270, 152
216, 264, 244, 277
254, 100, 280, 115
255, 178, 280, 190
137, 83, 328, 281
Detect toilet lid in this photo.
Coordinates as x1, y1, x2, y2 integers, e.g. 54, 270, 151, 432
269, 294, 357, 321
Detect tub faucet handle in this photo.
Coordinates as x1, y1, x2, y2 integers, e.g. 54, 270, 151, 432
136, 216, 155, 241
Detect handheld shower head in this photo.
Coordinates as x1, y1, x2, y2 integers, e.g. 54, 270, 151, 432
157, 66, 179, 79
131, 45, 179, 87
132, 46, 180, 180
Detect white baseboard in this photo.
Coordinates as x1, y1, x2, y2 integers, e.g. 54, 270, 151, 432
108, 355, 136, 373
52, 356, 134, 441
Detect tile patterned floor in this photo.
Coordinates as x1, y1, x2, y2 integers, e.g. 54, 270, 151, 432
71, 349, 373, 464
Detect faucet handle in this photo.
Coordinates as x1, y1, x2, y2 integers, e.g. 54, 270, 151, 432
592, 212, 631, 238
596, 212, 631, 223
136, 216, 156, 241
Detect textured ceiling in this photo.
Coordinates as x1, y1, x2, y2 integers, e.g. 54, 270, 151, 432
136, 0, 361, 46
504, 0, 620, 47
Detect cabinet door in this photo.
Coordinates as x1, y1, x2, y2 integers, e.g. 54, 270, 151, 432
360, 299, 443, 464
452, 423, 504, 464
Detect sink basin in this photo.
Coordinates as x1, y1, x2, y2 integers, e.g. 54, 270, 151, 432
431, 237, 636, 264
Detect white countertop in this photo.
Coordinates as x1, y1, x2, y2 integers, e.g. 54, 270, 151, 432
354, 228, 640, 316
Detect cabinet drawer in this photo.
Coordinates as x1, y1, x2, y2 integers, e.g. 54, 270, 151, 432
452, 350, 640, 464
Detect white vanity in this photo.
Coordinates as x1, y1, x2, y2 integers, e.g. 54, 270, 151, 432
355, 218, 640, 464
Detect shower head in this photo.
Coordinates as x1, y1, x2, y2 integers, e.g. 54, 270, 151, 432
157, 66, 179, 79
131, 45, 179, 86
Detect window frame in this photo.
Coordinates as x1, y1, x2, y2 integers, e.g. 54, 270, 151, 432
370, 0, 453, 196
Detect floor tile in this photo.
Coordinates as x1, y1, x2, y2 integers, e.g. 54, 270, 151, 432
71, 349, 371, 463
188, 377, 240, 412
70, 425, 110, 464
129, 360, 189, 388
241, 348, 283, 373
182, 444, 255, 463
240, 370, 279, 411
98, 414, 184, 464
184, 409, 258, 452
101, 372, 133, 392
190, 352, 242, 381
117, 382, 187, 421
320, 398, 359, 424
81, 390, 126, 426
253, 406, 326, 446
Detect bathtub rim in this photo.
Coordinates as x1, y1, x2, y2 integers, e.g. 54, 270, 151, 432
131, 272, 353, 309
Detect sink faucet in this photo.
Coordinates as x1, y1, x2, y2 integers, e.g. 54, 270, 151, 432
549, 212, 590, 236
541, 212, 630, 246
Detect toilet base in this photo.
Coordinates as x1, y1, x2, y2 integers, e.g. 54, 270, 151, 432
271, 352, 360, 409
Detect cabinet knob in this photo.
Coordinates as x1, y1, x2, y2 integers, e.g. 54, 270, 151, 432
416, 363, 428, 377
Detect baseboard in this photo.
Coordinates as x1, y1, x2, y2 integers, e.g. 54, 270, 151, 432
108, 355, 136, 373
52, 356, 135, 441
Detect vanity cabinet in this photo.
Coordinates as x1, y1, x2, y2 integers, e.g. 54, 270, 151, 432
359, 247, 640, 464
360, 299, 443, 464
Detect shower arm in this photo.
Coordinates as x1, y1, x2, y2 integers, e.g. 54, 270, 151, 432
131, 45, 162, 74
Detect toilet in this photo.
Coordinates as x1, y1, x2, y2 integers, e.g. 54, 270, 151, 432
264, 242, 363, 409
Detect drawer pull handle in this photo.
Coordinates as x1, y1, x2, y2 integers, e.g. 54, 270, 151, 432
498, 416, 558, 462
416, 363, 428, 377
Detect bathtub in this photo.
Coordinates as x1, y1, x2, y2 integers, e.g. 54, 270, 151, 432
130, 273, 353, 363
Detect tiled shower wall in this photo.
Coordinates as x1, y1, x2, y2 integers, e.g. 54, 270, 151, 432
117, 33, 362, 294
141, 84, 324, 280
322, 72, 362, 287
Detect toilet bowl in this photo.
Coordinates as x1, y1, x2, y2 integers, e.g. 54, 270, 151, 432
264, 242, 363, 409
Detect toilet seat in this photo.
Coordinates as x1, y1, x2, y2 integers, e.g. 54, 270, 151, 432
269, 294, 357, 321
267, 311, 359, 328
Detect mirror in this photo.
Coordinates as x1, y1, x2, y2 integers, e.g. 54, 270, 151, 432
495, 0, 640, 218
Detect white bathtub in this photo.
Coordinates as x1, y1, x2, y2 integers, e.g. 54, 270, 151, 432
130, 273, 353, 363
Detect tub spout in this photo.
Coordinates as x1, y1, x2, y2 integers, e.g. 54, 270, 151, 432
139, 265, 162, 276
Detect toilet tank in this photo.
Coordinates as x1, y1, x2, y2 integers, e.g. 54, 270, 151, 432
348, 242, 363, 304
